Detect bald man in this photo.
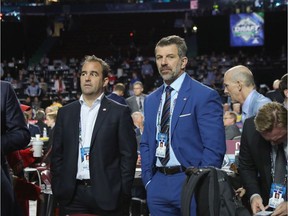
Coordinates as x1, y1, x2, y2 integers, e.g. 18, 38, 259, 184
223, 65, 271, 123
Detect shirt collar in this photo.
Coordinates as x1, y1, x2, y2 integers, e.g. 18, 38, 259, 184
79, 93, 104, 107
242, 89, 256, 115
164, 72, 186, 93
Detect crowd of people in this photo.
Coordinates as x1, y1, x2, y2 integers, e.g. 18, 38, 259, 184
1, 34, 287, 216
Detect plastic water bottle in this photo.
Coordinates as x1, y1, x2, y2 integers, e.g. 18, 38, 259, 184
32, 135, 44, 157
43, 127, 47, 137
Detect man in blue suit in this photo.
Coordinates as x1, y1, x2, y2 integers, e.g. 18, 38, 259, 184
223, 65, 271, 123
140, 35, 226, 216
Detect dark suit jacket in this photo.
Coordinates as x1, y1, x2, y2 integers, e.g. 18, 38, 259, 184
28, 123, 41, 137
265, 89, 284, 104
107, 92, 127, 105
238, 117, 272, 205
51, 96, 137, 210
35, 121, 49, 137
1, 81, 31, 216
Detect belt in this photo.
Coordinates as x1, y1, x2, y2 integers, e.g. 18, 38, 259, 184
76, 179, 91, 186
156, 166, 186, 175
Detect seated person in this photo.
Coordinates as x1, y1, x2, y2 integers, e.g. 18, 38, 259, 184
223, 111, 241, 140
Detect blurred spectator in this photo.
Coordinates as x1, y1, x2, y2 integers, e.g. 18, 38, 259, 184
31, 96, 42, 111
107, 71, 117, 93
232, 102, 242, 123
129, 70, 142, 95
223, 103, 230, 112
279, 74, 287, 109
126, 81, 146, 113
23, 112, 41, 137
265, 79, 284, 103
258, 83, 270, 96
4, 72, 14, 83
223, 111, 241, 140
38, 77, 48, 95
50, 96, 63, 109
25, 81, 41, 97
68, 71, 80, 92
131, 111, 144, 151
130, 111, 148, 216
35, 109, 49, 137
107, 82, 127, 105
141, 58, 154, 93
43, 111, 58, 164
54, 75, 66, 94
45, 106, 54, 115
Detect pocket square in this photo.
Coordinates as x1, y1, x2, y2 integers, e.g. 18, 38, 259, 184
179, 113, 191, 117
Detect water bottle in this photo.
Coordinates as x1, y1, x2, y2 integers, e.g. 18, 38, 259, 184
43, 127, 47, 137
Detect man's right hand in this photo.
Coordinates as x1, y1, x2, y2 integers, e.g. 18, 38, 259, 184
251, 195, 266, 214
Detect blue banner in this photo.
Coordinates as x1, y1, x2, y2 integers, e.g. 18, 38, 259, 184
230, 12, 264, 47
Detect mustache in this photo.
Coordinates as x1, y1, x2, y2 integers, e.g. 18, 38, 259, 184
160, 67, 171, 71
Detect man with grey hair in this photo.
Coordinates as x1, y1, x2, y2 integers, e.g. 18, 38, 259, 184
223, 65, 271, 123
238, 102, 287, 215
140, 35, 226, 216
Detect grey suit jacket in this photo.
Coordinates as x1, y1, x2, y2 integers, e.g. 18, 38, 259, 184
225, 124, 241, 140
126, 94, 146, 113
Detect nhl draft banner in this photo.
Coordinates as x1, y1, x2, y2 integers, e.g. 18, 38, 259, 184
230, 12, 264, 47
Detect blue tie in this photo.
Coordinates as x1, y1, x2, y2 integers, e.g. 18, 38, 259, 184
160, 86, 173, 165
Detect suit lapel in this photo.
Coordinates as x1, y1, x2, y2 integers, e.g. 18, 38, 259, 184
71, 102, 81, 149
90, 97, 110, 147
171, 75, 191, 133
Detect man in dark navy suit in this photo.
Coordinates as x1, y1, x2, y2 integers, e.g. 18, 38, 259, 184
51, 55, 137, 215
1, 81, 31, 216
107, 82, 128, 106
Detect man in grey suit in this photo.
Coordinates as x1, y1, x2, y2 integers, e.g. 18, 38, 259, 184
51, 55, 137, 215
223, 111, 241, 140
126, 81, 146, 113
223, 65, 271, 123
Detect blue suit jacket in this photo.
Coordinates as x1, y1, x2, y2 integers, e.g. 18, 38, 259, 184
140, 74, 226, 186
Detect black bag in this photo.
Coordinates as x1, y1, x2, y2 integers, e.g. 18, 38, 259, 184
181, 167, 251, 216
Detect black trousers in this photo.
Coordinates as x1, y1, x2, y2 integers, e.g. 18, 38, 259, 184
59, 184, 122, 216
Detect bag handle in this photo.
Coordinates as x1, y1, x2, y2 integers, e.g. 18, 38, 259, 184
181, 167, 210, 216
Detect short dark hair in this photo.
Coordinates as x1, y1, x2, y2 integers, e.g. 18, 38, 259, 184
81, 55, 110, 79
114, 83, 126, 93
35, 110, 46, 121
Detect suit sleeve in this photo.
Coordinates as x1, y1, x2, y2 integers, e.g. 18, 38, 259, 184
197, 90, 226, 168
118, 106, 138, 195
1, 83, 31, 154
238, 118, 263, 199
